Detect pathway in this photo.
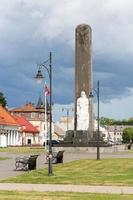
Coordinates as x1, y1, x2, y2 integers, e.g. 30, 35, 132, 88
0, 183, 133, 194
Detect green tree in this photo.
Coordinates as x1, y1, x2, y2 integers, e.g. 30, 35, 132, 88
0, 92, 7, 107
100, 117, 115, 125
122, 128, 133, 149
100, 117, 133, 126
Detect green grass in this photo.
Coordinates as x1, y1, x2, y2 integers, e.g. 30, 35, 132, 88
2, 158, 133, 186
129, 149, 133, 153
0, 147, 44, 154
0, 191, 133, 200
0, 157, 9, 160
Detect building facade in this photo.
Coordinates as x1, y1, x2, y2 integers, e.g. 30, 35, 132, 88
0, 105, 20, 147
10, 102, 46, 145
14, 116, 39, 146
10, 102, 64, 145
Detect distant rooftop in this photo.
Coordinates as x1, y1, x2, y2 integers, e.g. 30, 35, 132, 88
14, 115, 39, 133
10, 102, 44, 113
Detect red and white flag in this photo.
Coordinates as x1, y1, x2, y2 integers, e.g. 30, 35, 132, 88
44, 84, 50, 96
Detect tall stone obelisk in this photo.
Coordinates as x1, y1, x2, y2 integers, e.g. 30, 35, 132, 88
74, 24, 93, 135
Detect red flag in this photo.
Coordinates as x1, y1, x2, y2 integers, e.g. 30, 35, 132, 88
44, 84, 50, 96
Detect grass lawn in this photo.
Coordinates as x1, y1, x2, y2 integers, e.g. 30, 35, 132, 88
0, 157, 9, 160
2, 158, 133, 186
0, 191, 133, 200
129, 149, 133, 153
0, 147, 44, 154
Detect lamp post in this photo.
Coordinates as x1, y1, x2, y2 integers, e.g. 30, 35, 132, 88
89, 80, 100, 160
62, 108, 73, 131
35, 52, 53, 175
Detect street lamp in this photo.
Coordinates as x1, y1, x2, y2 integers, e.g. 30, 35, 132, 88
35, 52, 53, 175
89, 80, 100, 160
62, 107, 73, 131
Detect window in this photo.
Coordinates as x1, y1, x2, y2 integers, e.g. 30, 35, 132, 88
41, 113, 45, 119
27, 139, 31, 145
31, 112, 35, 118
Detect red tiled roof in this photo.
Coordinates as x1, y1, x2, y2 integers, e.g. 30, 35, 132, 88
0, 105, 19, 126
14, 116, 39, 133
10, 103, 44, 113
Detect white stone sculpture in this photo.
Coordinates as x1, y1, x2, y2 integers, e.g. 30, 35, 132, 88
77, 91, 89, 130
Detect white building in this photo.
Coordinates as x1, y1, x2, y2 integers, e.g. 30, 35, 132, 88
0, 105, 20, 147
10, 102, 65, 145
107, 125, 123, 143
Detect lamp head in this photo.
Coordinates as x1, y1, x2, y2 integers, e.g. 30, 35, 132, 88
35, 69, 44, 84
89, 91, 94, 99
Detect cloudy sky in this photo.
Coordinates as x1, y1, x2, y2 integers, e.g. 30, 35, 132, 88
0, 0, 133, 121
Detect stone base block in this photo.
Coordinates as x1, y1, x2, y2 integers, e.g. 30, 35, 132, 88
56, 130, 107, 147
73, 130, 90, 145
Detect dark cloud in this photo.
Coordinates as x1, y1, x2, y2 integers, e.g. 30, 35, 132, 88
0, 0, 133, 121
93, 55, 133, 101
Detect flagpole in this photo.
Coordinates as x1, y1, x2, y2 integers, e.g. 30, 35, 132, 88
44, 83, 47, 150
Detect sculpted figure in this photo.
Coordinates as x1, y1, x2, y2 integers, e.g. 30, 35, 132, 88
77, 91, 89, 130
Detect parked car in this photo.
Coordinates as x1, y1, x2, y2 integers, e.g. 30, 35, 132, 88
51, 140, 60, 145
43, 140, 60, 147
107, 140, 114, 145
114, 141, 122, 145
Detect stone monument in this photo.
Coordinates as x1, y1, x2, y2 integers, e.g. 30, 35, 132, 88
58, 24, 95, 147
54, 24, 106, 147
74, 24, 93, 135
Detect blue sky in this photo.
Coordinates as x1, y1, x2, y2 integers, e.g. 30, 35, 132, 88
0, 0, 133, 121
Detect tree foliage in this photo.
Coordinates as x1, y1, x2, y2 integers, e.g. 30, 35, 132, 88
122, 128, 133, 143
0, 92, 7, 107
100, 117, 115, 126
100, 117, 133, 126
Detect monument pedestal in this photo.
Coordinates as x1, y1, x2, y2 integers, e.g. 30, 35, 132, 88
73, 130, 91, 145
62, 130, 92, 146
57, 130, 106, 147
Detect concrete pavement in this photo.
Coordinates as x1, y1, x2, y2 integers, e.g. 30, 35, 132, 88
0, 183, 133, 194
